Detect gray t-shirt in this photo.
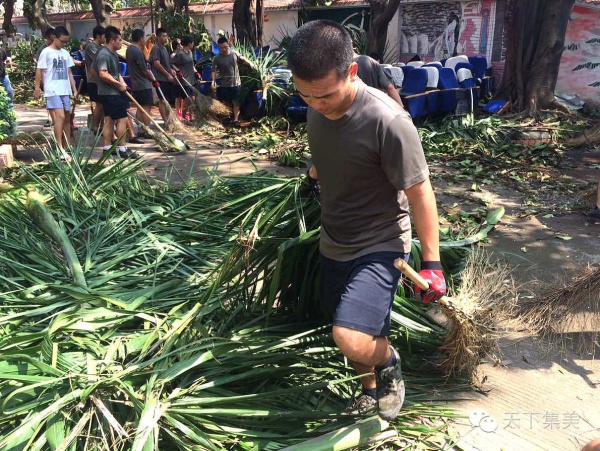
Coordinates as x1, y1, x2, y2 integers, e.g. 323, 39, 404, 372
35, 43, 48, 62
92, 46, 120, 96
308, 82, 429, 261
126, 45, 151, 91
212, 52, 240, 87
172, 50, 195, 86
354, 55, 391, 90
150, 44, 171, 82
84, 41, 99, 82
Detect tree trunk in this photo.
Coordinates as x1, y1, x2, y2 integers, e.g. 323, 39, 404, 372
2, 0, 17, 36
256, 0, 264, 48
233, 0, 258, 47
367, 0, 400, 56
89, 0, 112, 27
158, 0, 188, 14
497, 0, 575, 116
24, 0, 53, 33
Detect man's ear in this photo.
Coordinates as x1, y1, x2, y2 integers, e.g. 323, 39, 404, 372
349, 61, 358, 81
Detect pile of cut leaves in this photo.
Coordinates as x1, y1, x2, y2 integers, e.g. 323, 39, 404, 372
0, 152, 500, 450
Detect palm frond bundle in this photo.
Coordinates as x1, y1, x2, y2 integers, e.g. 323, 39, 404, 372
0, 150, 476, 450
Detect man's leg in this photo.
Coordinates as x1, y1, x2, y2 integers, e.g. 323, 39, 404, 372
323, 252, 406, 420
114, 117, 127, 147
103, 115, 115, 149
232, 100, 240, 123
332, 327, 391, 390
50, 108, 66, 149
158, 101, 169, 124
92, 103, 104, 132
2, 75, 14, 105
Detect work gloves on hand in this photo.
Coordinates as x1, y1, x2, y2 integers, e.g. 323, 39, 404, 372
415, 261, 446, 303
176, 71, 183, 78
152, 81, 160, 88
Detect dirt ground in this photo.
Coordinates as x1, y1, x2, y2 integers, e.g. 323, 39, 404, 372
6, 104, 600, 451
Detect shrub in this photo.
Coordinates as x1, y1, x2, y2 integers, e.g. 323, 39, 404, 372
0, 86, 16, 138
8, 37, 45, 104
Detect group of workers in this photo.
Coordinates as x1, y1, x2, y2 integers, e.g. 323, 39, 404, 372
33, 25, 249, 160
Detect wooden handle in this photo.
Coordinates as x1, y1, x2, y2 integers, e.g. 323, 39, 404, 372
394, 258, 452, 306
124, 90, 169, 138
394, 258, 430, 290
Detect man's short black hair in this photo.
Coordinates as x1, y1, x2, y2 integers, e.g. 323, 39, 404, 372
131, 29, 144, 43
45, 28, 56, 39
288, 20, 353, 81
217, 36, 229, 45
105, 26, 121, 43
92, 25, 106, 39
182, 36, 193, 47
156, 28, 167, 37
54, 26, 69, 39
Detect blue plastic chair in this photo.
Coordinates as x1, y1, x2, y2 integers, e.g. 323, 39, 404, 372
469, 55, 493, 97
119, 62, 131, 88
287, 94, 308, 122
211, 41, 220, 55
400, 68, 428, 119
437, 67, 460, 114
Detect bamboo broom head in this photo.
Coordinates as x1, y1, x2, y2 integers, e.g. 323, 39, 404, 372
437, 250, 517, 378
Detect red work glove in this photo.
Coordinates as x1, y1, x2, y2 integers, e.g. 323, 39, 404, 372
152, 80, 160, 88
415, 261, 446, 303
195, 72, 201, 80
176, 70, 183, 78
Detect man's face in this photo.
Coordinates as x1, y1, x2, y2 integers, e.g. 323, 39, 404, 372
54, 35, 69, 49
218, 42, 230, 55
110, 35, 123, 50
158, 33, 168, 45
293, 63, 358, 119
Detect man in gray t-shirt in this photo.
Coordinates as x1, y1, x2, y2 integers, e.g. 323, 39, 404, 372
92, 26, 138, 160
149, 27, 176, 125
288, 21, 445, 422
84, 25, 106, 132
126, 29, 154, 130
353, 53, 403, 107
212, 36, 254, 127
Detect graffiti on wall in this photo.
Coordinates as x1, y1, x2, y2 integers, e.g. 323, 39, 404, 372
398, 0, 494, 62
556, 5, 600, 105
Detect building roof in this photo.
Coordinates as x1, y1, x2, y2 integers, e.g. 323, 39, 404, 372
12, 0, 366, 24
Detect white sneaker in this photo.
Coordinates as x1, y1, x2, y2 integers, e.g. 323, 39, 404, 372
60, 151, 71, 162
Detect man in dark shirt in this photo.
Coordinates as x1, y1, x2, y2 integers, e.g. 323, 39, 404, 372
85, 25, 106, 133
212, 36, 254, 127
126, 28, 154, 135
288, 20, 445, 421
92, 26, 138, 160
150, 27, 176, 125
353, 52, 402, 106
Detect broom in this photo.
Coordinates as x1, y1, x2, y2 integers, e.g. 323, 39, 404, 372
518, 266, 600, 352
395, 252, 516, 377
179, 76, 231, 121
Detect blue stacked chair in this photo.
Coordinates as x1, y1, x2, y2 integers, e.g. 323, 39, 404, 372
286, 94, 308, 123
437, 67, 461, 114
71, 50, 84, 90
422, 66, 440, 116
456, 68, 478, 113
400, 68, 428, 119
119, 62, 131, 88
400, 65, 415, 80
199, 65, 214, 95
211, 41, 220, 55
468, 55, 493, 97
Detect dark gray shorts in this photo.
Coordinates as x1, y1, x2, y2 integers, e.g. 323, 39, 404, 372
132, 89, 153, 106
320, 251, 408, 337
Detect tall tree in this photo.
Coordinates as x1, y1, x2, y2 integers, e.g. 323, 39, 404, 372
23, 0, 52, 33
89, 0, 112, 26
157, 0, 189, 15
232, 0, 258, 46
2, 0, 17, 35
497, 0, 576, 116
367, 0, 400, 55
